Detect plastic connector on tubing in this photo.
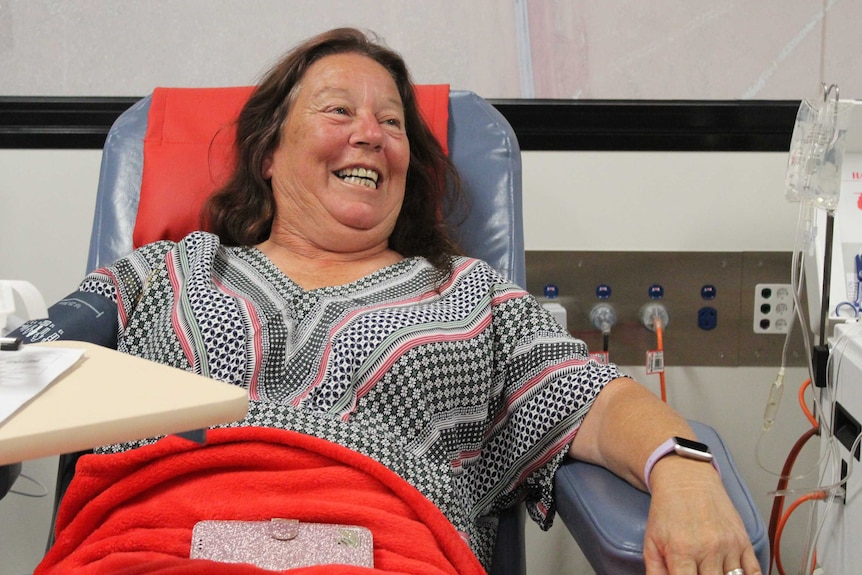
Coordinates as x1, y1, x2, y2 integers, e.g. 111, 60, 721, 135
762, 367, 786, 431
640, 303, 669, 402
640, 303, 669, 332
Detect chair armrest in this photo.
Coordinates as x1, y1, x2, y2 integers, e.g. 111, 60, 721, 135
554, 420, 769, 575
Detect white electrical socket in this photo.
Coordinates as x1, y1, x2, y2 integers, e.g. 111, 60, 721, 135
753, 283, 794, 334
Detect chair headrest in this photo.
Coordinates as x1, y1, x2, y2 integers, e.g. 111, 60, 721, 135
134, 84, 450, 248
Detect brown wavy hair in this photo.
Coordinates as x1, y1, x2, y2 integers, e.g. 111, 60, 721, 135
203, 27, 463, 272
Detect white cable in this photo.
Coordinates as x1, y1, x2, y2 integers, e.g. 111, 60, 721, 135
759, 201, 811, 436
789, 199, 815, 380
803, 488, 836, 575
789, 326, 862, 575
9, 472, 48, 498
802, 430, 862, 574
757, 200, 823, 481
766, 324, 862, 496
797, 323, 862, 572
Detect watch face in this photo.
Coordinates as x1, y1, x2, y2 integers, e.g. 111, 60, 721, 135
674, 437, 710, 452
673, 436, 713, 462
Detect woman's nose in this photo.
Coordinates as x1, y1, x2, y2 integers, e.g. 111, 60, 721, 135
350, 113, 384, 149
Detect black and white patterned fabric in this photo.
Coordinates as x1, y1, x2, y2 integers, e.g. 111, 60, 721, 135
71, 231, 622, 568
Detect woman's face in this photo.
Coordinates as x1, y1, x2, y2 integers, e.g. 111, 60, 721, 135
263, 52, 410, 254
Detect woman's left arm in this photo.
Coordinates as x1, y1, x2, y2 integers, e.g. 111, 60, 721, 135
569, 377, 762, 575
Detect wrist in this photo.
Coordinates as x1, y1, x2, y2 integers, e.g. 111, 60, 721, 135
643, 436, 720, 493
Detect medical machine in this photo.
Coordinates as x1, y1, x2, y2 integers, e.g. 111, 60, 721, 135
783, 88, 862, 575
815, 322, 862, 575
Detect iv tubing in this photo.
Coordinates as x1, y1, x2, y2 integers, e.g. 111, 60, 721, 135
774, 491, 827, 575
767, 426, 819, 575
798, 379, 818, 429
768, 379, 819, 575
789, 201, 815, 380
654, 314, 667, 403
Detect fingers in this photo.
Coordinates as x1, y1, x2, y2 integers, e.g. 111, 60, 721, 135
643, 467, 762, 575
737, 543, 763, 575
643, 537, 671, 575
649, 546, 760, 575
720, 522, 762, 575
648, 551, 758, 575
644, 521, 761, 575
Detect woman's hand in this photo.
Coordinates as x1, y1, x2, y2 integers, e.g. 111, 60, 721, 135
643, 457, 761, 575
570, 377, 762, 575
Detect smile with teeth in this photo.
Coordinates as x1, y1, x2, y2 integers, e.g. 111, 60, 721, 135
335, 167, 380, 189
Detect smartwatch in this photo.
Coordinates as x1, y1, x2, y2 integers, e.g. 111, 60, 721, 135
643, 436, 720, 492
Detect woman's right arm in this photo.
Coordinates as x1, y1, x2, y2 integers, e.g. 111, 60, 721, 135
10, 240, 176, 349
10, 289, 118, 349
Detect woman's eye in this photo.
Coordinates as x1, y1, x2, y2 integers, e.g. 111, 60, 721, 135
332, 107, 349, 115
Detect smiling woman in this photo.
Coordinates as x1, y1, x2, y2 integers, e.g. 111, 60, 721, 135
204, 28, 461, 277
257, 52, 411, 287
20, 27, 760, 575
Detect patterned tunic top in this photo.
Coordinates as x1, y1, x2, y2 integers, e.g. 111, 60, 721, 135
67, 231, 623, 568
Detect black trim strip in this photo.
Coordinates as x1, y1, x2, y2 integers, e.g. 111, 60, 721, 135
0, 97, 799, 152
490, 99, 799, 152
0, 97, 140, 149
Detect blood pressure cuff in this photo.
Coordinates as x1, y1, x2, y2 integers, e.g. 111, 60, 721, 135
9, 290, 118, 350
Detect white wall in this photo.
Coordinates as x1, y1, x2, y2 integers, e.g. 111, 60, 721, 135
0, 150, 102, 304
0, 148, 819, 574
523, 151, 800, 251
0, 150, 103, 575
3, 1, 861, 99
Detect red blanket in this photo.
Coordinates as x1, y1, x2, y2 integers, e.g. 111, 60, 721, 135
37, 427, 486, 575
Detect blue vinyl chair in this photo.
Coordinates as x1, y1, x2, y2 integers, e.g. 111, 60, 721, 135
58, 88, 768, 575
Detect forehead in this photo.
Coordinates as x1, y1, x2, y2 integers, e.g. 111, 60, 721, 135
297, 53, 402, 104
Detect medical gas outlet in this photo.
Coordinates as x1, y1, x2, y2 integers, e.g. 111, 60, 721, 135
590, 303, 617, 334
640, 303, 670, 332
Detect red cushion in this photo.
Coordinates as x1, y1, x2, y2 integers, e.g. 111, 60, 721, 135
133, 84, 450, 248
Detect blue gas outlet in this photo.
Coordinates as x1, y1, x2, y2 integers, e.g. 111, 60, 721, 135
697, 306, 718, 331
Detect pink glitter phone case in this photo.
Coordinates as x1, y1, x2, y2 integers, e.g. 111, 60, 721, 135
190, 518, 374, 570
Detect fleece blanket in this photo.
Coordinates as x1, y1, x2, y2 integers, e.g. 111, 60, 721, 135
36, 427, 486, 575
